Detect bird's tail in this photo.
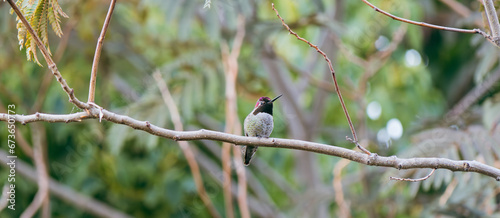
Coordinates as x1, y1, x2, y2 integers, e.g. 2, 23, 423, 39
243, 146, 258, 166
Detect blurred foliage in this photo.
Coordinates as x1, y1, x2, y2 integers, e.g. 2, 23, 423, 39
1, 0, 500, 217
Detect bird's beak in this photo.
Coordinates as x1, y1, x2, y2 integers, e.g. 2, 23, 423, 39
271, 94, 283, 102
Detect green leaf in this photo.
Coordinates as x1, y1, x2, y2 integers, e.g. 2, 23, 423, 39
11, 0, 68, 66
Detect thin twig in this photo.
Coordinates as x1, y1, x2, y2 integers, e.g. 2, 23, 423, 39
361, 0, 494, 45
390, 168, 437, 182
277, 53, 357, 99
3, 111, 500, 181
271, 3, 371, 155
6, 0, 88, 109
88, 0, 117, 103
153, 71, 221, 218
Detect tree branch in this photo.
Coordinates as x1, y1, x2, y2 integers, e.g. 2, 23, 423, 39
271, 3, 371, 155
482, 0, 500, 44
2, 111, 500, 180
361, 0, 496, 45
88, 0, 117, 103
6, 0, 89, 110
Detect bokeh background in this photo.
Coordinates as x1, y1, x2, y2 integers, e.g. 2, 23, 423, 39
1, 0, 500, 217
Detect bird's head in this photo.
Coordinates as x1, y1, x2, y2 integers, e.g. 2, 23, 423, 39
254, 94, 282, 108
252, 94, 282, 115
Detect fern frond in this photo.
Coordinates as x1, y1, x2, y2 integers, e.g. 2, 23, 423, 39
38, 0, 52, 56
16, 19, 26, 50
47, 4, 62, 37
10, 0, 68, 66
51, 0, 68, 18
26, 33, 42, 66
23, 0, 45, 65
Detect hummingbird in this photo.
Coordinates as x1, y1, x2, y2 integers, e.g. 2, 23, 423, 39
242, 94, 282, 166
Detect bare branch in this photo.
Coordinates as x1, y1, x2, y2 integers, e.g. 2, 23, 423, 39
153, 71, 221, 218
361, 0, 494, 45
2, 112, 500, 180
0, 112, 92, 124
482, 0, 500, 44
271, 3, 370, 155
390, 168, 437, 182
88, 0, 117, 103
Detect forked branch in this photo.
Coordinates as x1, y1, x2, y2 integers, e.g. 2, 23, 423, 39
361, 0, 499, 46
6, 0, 89, 109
